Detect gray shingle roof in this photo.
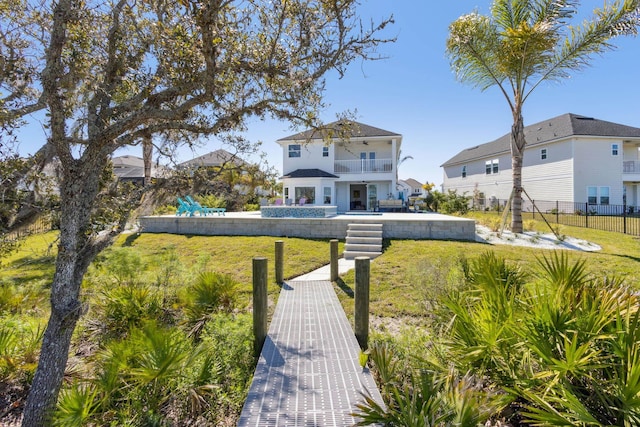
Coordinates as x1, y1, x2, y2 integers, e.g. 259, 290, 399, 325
178, 149, 246, 168
441, 113, 640, 167
278, 120, 400, 141
280, 168, 339, 179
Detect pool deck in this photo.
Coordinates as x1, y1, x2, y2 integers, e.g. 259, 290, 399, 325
138, 211, 476, 240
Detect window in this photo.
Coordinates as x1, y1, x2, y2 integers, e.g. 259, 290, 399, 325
322, 146, 329, 157
486, 159, 499, 174
323, 187, 331, 204
288, 144, 301, 158
600, 186, 610, 205
587, 186, 597, 205
295, 187, 315, 204
541, 148, 547, 160
284, 187, 289, 200
461, 165, 467, 178
612, 143, 619, 156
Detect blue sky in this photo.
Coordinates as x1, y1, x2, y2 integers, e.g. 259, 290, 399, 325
15, 1, 640, 187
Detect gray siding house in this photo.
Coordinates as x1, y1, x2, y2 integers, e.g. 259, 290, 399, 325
441, 113, 640, 209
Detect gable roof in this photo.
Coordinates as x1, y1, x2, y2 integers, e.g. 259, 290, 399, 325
179, 149, 246, 168
280, 168, 339, 179
278, 120, 401, 142
401, 178, 423, 189
442, 113, 640, 167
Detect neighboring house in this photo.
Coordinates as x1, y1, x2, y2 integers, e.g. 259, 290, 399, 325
112, 155, 168, 184
398, 178, 425, 199
441, 113, 640, 210
277, 120, 402, 212
178, 148, 246, 170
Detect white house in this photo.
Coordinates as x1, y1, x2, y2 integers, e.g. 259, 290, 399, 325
277, 120, 403, 212
398, 178, 425, 199
441, 113, 640, 210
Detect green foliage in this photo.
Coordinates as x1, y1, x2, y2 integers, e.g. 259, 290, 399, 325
184, 271, 238, 339
431, 190, 471, 214
152, 204, 177, 215
354, 343, 507, 426
97, 284, 164, 338
196, 194, 227, 209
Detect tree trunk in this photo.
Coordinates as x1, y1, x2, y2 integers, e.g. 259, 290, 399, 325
143, 132, 152, 187
22, 159, 103, 426
510, 111, 526, 233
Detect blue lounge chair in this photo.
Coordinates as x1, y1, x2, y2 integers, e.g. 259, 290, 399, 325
185, 195, 226, 216
176, 197, 196, 216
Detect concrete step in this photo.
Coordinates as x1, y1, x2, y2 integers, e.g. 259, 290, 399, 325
346, 230, 382, 238
344, 243, 382, 252
343, 250, 382, 260
345, 236, 382, 245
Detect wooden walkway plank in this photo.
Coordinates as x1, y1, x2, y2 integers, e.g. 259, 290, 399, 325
238, 279, 384, 426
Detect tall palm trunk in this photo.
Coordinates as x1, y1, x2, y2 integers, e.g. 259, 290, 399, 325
510, 110, 526, 234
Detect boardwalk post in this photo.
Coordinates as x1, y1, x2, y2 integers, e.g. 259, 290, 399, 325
330, 239, 339, 282
275, 240, 284, 284
354, 256, 370, 350
252, 257, 268, 356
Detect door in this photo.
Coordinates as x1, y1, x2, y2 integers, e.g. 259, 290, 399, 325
367, 184, 377, 211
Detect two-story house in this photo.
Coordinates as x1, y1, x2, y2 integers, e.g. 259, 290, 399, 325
277, 120, 402, 213
441, 113, 640, 210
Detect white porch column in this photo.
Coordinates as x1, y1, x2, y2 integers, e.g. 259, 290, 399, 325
391, 138, 398, 198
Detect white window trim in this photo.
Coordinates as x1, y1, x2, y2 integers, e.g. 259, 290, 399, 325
612, 143, 619, 156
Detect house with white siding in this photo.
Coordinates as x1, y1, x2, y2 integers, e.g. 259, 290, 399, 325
441, 113, 640, 210
277, 120, 403, 213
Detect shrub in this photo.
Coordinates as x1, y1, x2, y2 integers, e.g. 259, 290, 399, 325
184, 272, 238, 339
152, 204, 177, 215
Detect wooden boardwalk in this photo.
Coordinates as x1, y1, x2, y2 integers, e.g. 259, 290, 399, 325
238, 278, 384, 426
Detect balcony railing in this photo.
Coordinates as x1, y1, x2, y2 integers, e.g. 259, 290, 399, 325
624, 161, 640, 174
334, 158, 393, 174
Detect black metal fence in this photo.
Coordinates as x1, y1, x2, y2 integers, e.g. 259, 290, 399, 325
473, 199, 640, 236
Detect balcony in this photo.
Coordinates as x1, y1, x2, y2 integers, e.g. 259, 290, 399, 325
624, 161, 640, 173
334, 158, 393, 174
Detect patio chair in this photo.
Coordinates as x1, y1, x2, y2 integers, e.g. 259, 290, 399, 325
176, 197, 196, 216
274, 198, 283, 205
298, 197, 306, 206
285, 198, 293, 206
185, 195, 216, 216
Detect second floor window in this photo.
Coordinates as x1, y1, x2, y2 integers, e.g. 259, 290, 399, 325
461, 165, 467, 178
288, 144, 301, 158
541, 148, 547, 160
486, 159, 499, 174
322, 146, 329, 157
612, 143, 619, 156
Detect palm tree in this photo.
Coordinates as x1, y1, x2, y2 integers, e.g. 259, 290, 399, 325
446, 0, 639, 232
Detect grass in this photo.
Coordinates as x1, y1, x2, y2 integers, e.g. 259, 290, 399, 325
2, 220, 640, 423
334, 219, 640, 325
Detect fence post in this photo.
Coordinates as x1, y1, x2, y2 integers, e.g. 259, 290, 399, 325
354, 256, 370, 350
275, 240, 284, 285
252, 257, 268, 357
532, 200, 535, 219
556, 200, 559, 224
330, 239, 339, 282
585, 202, 588, 228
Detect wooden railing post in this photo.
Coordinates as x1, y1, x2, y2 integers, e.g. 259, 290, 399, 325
252, 257, 268, 357
330, 239, 339, 282
354, 256, 370, 350
275, 240, 284, 285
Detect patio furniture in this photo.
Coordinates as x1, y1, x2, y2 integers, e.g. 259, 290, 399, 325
176, 197, 196, 216
274, 198, 283, 205
185, 195, 226, 216
298, 197, 306, 206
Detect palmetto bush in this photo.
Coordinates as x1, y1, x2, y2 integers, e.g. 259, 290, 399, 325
359, 251, 640, 426
184, 271, 238, 339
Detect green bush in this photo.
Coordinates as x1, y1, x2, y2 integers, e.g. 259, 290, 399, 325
152, 204, 177, 215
